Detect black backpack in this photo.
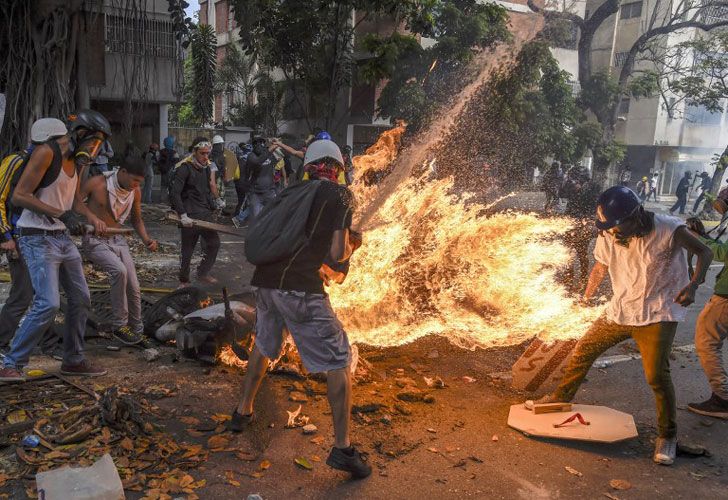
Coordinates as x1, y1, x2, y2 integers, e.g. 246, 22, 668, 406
6, 140, 64, 223
158, 148, 176, 175
245, 180, 322, 265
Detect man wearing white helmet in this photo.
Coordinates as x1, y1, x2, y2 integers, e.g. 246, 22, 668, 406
231, 139, 370, 479
0, 118, 67, 355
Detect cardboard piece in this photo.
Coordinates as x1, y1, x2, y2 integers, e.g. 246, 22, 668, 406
511, 338, 577, 394
508, 403, 638, 443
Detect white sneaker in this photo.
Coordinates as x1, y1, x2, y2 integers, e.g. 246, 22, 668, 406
653, 437, 677, 465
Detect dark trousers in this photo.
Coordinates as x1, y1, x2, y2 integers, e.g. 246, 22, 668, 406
693, 191, 706, 213
554, 317, 677, 438
234, 182, 248, 216
670, 193, 687, 214
0, 252, 34, 347
179, 227, 220, 283
563, 221, 594, 293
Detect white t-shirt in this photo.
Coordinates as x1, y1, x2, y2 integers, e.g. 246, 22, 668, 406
594, 214, 689, 326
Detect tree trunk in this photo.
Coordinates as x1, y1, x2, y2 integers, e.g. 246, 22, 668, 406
75, 12, 90, 110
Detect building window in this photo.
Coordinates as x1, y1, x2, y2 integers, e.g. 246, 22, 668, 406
619, 97, 630, 114
702, 4, 728, 24
620, 1, 642, 19
614, 51, 629, 66
215, 0, 228, 33
105, 14, 176, 59
685, 103, 723, 125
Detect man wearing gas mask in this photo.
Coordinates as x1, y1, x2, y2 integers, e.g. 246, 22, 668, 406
0, 110, 111, 381
246, 136, 278, 218
538, 186, 713, 466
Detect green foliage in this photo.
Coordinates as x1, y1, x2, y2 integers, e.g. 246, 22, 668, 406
227, 74, 285, 135
229, 0, 434, 129
578, 72, 620, 122
628, 70, 660, 99
190, 24, 216, 124
365, 0, 510, 131
439, 41, 592, 188
541, 17, 576, 49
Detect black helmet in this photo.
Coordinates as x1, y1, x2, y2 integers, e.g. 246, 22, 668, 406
69, 109, 112, 137
595, 186, 641, 230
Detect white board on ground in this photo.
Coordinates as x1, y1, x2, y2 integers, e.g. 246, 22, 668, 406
507, 403, 638, 443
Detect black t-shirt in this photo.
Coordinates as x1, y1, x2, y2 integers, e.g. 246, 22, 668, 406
251, 181, 354, 293
247, 151, 277, 193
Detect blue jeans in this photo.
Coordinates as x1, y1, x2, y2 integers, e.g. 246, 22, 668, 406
143, 170, 154, 203
249, 189, 277, 218
3, 234, 90, 369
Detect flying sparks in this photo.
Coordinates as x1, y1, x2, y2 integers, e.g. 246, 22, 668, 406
328, 127, 602, 349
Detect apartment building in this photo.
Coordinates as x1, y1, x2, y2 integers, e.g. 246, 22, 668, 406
586, 0, 728, 193
84, 0, 182, 153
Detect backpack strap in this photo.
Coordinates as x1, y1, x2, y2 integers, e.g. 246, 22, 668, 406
37, 139, 63, 190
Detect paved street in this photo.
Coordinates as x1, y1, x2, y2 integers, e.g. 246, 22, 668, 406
1, 197, 728, 499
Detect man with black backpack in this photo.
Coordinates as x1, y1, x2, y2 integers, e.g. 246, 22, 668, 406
0, 118, 68, 355
232, 139, 371, 480
0, 110, 111, 381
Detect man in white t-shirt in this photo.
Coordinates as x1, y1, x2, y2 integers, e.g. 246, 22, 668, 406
541, 186, 713, 466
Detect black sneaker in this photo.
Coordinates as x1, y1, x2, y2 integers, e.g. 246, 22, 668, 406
228, 409, 255, 433
138, 334, 156, 350
112, 326, 143, 346
326, 446, 372, 479
688, 393, 728, 419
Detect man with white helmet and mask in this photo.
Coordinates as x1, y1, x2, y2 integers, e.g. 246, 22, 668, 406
231, 139, 370, 480
0, 110, 110, 381
0, 118, 68, 354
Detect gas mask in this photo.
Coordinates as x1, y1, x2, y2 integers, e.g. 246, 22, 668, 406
305, 159, 340, 182
71, 131, 107, 167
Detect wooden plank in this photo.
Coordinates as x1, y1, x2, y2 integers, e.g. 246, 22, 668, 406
532, 402, 573, 414
165, 212, 246, 238
52, 373, 99, 401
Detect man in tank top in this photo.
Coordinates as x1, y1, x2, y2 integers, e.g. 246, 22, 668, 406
0, 110, 112, 381
81, 156, 158, 348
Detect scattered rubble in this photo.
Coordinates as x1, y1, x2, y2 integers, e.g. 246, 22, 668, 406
143, 348, 161, 362
609, 479, 632, 490
302, 424, 318, 435
565, 466, 583, 477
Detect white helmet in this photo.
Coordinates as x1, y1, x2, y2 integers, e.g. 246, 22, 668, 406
212, 135, 224, 144
31, 118, 67, 143
303, 139, 343, 166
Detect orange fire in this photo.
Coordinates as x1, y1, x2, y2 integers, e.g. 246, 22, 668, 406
218, 345, 248, 369
328, 126, 603, 349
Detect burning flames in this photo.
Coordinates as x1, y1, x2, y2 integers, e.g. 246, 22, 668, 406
218, 345, 247, 369
328, 127, 602, 349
